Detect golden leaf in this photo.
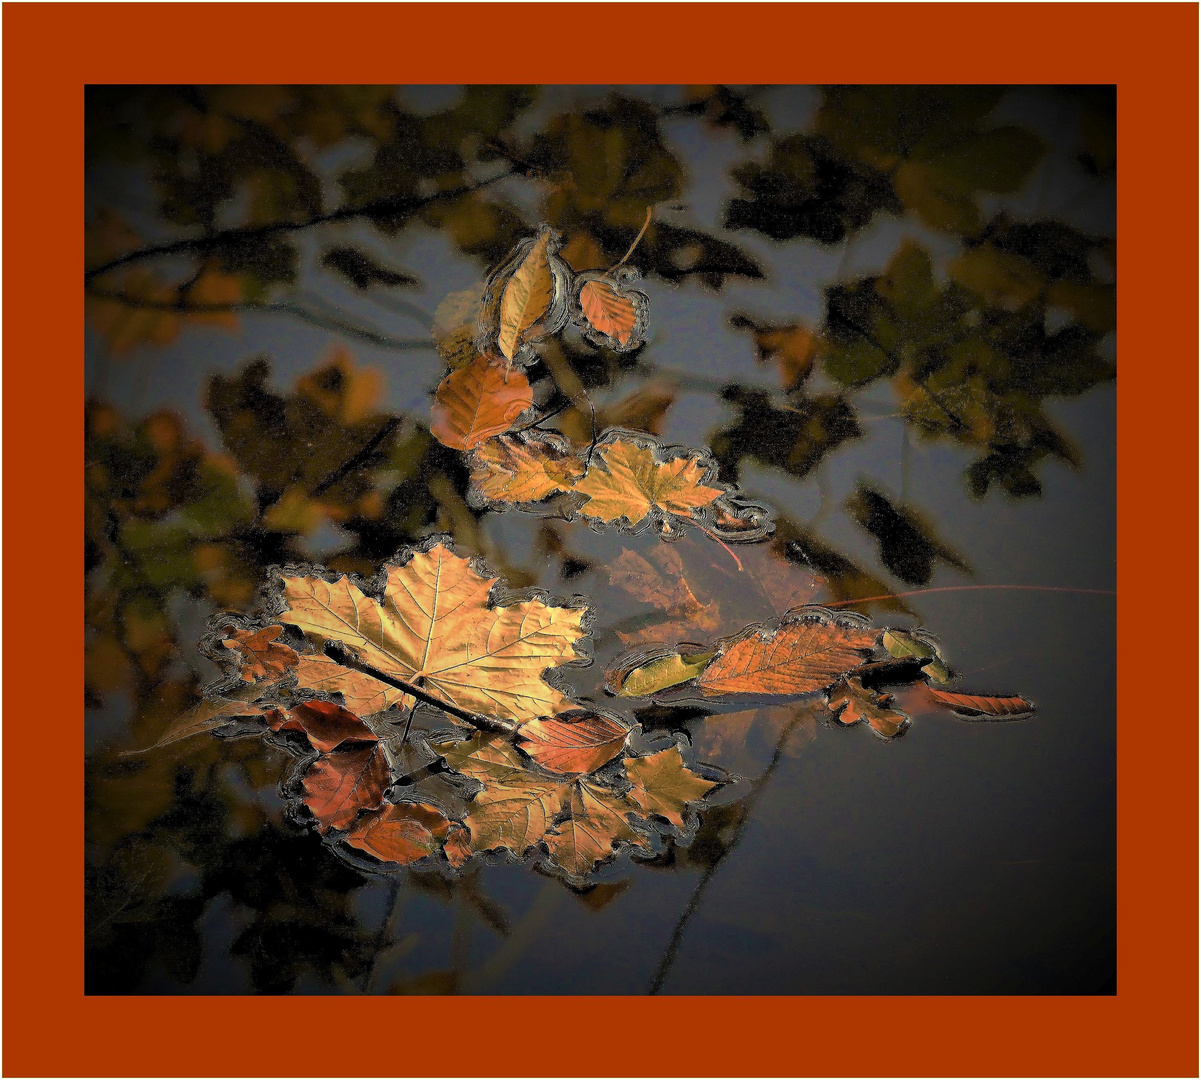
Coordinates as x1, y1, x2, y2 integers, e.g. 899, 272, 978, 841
278, 541, 588, 722
468, 430, 583, 505
826, 676, 909, 738
429, 356, 533, 451
696, 609, 879, 697
463, 776, 570, 857
498, 230, 556, 362
544, 781, 648, 878
433, 732, 529, 785
573, 438, 724, 527
294, 653, 408, 716
516, 710, 628, 776
623, 746, 717, 827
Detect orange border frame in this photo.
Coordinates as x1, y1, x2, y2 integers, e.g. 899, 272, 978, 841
6, 3, 1196, 1076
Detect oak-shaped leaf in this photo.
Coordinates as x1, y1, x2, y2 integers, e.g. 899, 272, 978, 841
477, 226, 572, 365
928, 688, 1034, 719
429, 355, 533, 451
623, 746, 718, 828
516, 709, 629, 776
279, 539, 589, 723
301, 740, 389, 833
467, 430, 584, 506
222, 625, 299, 683
543, 781, 649, 879
344, 801, 461, 866
574, 267, 650, 350
827, 676, 909, 738
695, 607, 880, 697
267, 700, 377, 753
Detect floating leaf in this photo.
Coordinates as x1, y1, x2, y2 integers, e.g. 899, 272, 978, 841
499, 230, 556, 360
280, 540, 588, 722
517, 710, 629, 776
575, 269, 649, 350
344, 801, 458, 865
544, 781, 647, 878
882, 628, 952, 684
293, 654, 408, 716
623, 746, 718, 828
267, 700, 377, 753
606, 647, 716, 698
463, 776, 570, 857
221, 625, 299, 683
123, 692, 271, 754
429, 356, 533, 451
827, 676, 909, 738
696, 608, 879, 697
433, 732, 529, 785
928, 688, 1034, 719
573, 436, 724, 528
301, 740, 389, 833
468, 430, 583, 505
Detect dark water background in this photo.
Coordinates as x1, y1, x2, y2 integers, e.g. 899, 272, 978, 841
85, 85, 1115, 994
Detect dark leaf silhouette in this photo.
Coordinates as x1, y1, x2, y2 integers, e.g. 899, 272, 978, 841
322, 246, 419, 289
847, 484, 970, 586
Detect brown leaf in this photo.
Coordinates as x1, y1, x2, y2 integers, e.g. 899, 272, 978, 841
433, 732, 529, 785
544, 781, 647, 878
279, 541, 588, 722
293, 653, 408, 716
573, 438, 723, 527
578, 277, 647, 349
696, 609, 880, 697
267, 700, 377, 753
927, 688, 1034, 719
222, 625, 299, 682
301, 741, 390, 833
124, 691, 270, 754
468, 430, 583, 505
444, 822, 473, 868
463, 776, 570, 857
517, 711, 629, 776
827, 676, 909, 738
429, 356, 533, 451
623, 746, 717, 827
344, 801, 457, 865
598, 379, 675, 436
498, 230, 556, 362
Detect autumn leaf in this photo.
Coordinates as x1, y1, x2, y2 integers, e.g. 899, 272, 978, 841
222, 625, 298, 682
827, 676, 909, 738
432, 732, 530, 785
606, 647, 716, 697
280, 540, 588, 722
468, 430, 583, 505
344, 801, 459, 865
432, 284, 486, 369
429, 356, 533, 451
882, 628, 952, 684
576, 271, 649, 350
301, 740, 390, 832
462, 775, 570, 857
293, 654, 408, 716
544, 781, 648, 878
623, 746, 718, 827
928, 688, 1034, 719
489, 228, 569, 362
124, 687, 271, 754
730, 313, 822, 390
267, 700, 377, 753
516, 710, 629, 776
573, 437, 724, 528
696, 608, 880, 697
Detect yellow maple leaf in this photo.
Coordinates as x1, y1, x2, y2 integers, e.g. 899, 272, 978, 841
469, 431, 583, 505
573, 438, 724, 526
278, 541, 588, 722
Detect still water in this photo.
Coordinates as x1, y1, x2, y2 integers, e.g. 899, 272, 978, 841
85, 85, 1115, 994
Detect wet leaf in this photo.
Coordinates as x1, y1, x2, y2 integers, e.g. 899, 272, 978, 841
607, 546, 722, 648
280, 540, 588, 722
301, 740, 390, 833
125, 692, 270, 754
882, 628, 952, 684
497, 229, 559, 362
433, 732, 529, 785
696, 609, 880, 697
544, 781, 647, 878
267, 700, 377, 753
468, 430, 584, 505
827, 676, 909, 738
429, 356, 533, 451
293, 654, 408, 716
623, 746, 718, 827
574, 437, 723, 528
222, 625, 299, 682
517, 710, 629, 776
344, 801, 457, 865
575, 270, 649, 350
463, 776, 570, 857
607, 648, 716, 698
928, 688, 1034, 719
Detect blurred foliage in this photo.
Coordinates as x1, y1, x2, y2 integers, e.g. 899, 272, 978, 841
85, 83, 1115, 993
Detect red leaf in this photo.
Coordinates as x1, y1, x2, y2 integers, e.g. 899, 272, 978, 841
301, 741, 389, 832
344, 801, 456, 864
927, 688, 1034, 719
580, 280, 639, 346
268, 700, 377, 753
517, 710, 629, 776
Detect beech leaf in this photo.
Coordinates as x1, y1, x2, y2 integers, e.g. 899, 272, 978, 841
576, 271, 649, 350
344, 801, 458, 865
516, 710, 629, 776
429, 356, 533, 451
928, 688, 1034, 719
301, 740, 390, 833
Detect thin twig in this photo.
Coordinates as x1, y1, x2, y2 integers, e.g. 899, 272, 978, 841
820, 584, 1116, 609
608, 207, 654, 273
311, 417, 402, 495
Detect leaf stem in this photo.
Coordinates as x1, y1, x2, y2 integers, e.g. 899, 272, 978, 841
607, 207, 654, 273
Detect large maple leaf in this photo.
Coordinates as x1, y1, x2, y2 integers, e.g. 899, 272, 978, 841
278, 541, 588, 723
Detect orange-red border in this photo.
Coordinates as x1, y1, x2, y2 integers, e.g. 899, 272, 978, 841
6, 3, 1196, 1076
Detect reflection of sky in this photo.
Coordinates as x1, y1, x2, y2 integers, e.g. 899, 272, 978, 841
88, 86, 1116, 994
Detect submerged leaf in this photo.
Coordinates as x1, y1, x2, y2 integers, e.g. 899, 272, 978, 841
222, 625, 299, 683
696, 609, 879, 697
125, 690, 270, 754
468, 430, 583, 505
517, 710, 629, 776
623, 746, 717, 827
344, 801, 458, 865
429, 356, 533, 451
827, 676, 909, 738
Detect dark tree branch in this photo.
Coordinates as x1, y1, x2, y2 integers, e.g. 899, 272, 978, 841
311, 417, 403, 496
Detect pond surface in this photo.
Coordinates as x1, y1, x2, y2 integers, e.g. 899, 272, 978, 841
85, 85, 1116, 995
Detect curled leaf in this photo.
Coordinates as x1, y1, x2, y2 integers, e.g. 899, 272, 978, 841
517, 710, 629, 776
221, 625, 299, 683
827, 676, 909, 738
605, 647, 716, 698
344, 801, 460, 865
478, 227, 571, 364
882, 628, 953, 684
430, 356, 533, 451
928, 688, 1034, 719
